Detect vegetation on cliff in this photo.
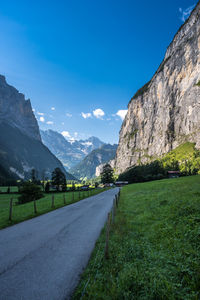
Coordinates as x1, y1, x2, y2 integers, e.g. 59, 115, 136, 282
118, 142, 200, 183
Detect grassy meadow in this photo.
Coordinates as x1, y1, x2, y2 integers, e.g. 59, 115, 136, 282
0, 186, 18, 193
73, 175, 200, 299
0, 188, 107, 229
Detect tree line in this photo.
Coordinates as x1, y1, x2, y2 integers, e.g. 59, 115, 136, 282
118, 142, 200, 183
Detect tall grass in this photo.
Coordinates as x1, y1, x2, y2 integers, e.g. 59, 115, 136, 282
73, 176, 200, 299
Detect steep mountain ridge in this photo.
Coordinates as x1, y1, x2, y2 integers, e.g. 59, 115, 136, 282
0, 75, 41, 141
0, 76, 75, 180
115, 2, 200, 174
70, 144, 117, 179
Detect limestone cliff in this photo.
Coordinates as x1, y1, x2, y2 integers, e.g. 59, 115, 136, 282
0, 75, 41, 141
115, 2, 200, 174
0, 75, 75, 180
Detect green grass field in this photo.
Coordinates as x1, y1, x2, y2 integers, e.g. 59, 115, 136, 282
0, 188, 107, 229
73, 176, 200, 299
0, 186, 19, 193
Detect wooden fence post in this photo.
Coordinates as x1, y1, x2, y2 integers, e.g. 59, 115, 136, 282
63, 194, 66, 205
9, 198, 13, 221
105, 213, 111, 259
33, 198, 37, 214
112, 198, 116, 224
115, 195, 118, 208
51, 194, 55, 208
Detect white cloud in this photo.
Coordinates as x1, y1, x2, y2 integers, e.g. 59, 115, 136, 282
116, 110, 128, 120
32, 108, 35, 112
39, 116, 45, 122
51, 107, 55, 111
74, 132, 78, 137
81, 112, 92, 119
179, 4, 195, 22
66, 113, 72, 117
93, 108, 105, 119
37, 112, 44, 116
61, 131, 71, 138
46, 121, 54, 125
61, 122, 65, 125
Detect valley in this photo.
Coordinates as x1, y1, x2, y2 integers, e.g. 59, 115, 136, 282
0, 1, 200, 299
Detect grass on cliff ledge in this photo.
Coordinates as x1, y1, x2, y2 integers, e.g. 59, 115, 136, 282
73, 176, 200, 300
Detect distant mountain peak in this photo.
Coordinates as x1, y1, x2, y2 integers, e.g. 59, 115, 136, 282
70, 144, 117, 179
41, 129, 105, 171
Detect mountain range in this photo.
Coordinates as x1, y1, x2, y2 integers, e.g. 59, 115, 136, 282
40, 130, 105, 170
69, 144, 117, 179
1, 1, 200, 183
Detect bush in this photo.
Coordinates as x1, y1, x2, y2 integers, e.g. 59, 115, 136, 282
18, 182, 44, 204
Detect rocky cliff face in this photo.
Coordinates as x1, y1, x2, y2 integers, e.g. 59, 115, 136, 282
95, 159, 115, 177
0, 75, 41, 141
0, 75, 75, 180
115, 2, 200, 174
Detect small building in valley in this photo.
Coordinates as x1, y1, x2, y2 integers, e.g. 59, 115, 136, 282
115, 181, 129, 187
167, 171, 180, 178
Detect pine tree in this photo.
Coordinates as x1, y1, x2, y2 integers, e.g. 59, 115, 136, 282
51, 168, 66, 191
101, 164, 114, 184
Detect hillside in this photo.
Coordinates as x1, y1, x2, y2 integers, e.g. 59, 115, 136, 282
115, 2, 200, 174
0, 75, 75, 180
41, 130, 105, 170
118, 142, 200, 183
70, 144, 117, 179
0, 162, 17, 185
74, 175, 200, 299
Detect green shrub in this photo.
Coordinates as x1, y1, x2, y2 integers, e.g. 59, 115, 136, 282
18, 182, 43, 204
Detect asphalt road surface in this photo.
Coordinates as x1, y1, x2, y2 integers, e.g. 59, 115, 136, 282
0, 188, 119, 300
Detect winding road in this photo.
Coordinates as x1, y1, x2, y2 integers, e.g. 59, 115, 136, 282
0, 188, 119, 300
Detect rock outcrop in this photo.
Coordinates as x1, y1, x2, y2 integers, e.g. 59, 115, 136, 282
95, 159, 115, 177
115, 2, 200, 174
0, 75, 41, 141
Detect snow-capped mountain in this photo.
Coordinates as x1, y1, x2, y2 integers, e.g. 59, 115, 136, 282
40, 130, 105, 170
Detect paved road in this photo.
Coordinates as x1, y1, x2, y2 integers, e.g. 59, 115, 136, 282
0, 188, 119, 300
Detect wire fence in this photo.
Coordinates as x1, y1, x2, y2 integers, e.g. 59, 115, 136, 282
0, 188, 108, 229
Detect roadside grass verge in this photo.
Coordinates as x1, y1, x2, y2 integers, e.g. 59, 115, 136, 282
0, 188, 108, 229
73, 176, 200, 299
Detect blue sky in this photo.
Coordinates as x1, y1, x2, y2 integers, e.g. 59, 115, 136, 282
0, 0, 198, 143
